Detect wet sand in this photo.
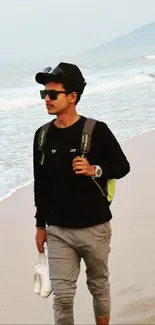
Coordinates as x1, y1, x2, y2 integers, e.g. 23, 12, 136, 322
0, 130, 155, 324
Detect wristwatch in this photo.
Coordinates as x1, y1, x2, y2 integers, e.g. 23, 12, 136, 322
94, 165, 103, 178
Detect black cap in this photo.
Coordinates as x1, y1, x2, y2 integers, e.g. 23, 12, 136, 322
35, 62, 86, 94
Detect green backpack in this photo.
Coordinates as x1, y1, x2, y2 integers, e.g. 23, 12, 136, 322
37, 118, 116, 203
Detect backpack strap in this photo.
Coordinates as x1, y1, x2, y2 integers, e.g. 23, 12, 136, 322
81, 118, 116, 203
38, 121, 52, 165
80, 118, 97, 157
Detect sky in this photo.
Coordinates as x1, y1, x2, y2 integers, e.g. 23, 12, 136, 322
0, 0, 155, 61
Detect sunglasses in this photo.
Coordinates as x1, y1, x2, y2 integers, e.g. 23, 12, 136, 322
43, 66, 68, 80
40, 89, 68, 100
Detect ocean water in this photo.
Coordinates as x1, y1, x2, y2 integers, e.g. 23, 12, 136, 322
0, 46, 155, 201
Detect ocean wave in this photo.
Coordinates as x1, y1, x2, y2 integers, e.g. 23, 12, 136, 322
0, 97, 42, 111
0, 180, 33, 203
143, 55, 155, 60
144, 72, 155, 78
85, 74, 153, 95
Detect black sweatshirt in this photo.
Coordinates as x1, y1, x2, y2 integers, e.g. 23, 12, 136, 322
33, 116, 130, 228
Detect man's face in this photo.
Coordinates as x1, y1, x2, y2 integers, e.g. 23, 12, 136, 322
43, 82, 76, 115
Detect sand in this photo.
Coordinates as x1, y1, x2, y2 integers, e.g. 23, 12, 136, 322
0, 130, 155, 324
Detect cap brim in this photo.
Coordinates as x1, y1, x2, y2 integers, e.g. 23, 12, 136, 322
35, 72, 66, 85
35, 72, 55, 85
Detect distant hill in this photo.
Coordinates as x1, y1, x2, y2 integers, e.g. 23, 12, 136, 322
97, 22, 155, 50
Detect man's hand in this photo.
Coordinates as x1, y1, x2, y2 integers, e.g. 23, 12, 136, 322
72, 156, 95, 176
35, 228, 47, 253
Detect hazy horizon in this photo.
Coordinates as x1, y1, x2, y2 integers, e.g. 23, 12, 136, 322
0, 0, 155, 62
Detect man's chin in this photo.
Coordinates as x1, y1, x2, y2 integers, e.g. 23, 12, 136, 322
48, 111, 56, 115
47, 108, 56, 115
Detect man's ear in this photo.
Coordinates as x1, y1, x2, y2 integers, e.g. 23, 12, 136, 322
69, 92, 77, 103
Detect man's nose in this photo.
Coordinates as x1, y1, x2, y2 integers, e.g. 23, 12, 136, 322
45, 94, 50, 101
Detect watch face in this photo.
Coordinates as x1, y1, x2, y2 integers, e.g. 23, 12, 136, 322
95, 166, 102, 177
97, 168, 101, 176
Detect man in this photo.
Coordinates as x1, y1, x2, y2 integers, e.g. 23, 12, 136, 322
33, 62, 130, 325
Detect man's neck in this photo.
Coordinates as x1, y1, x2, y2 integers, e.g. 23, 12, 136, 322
54, 113, 80, 128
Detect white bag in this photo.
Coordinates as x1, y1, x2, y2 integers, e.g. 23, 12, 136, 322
33, 245, 52, 298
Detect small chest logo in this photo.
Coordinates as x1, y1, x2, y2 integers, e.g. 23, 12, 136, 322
51, 149, 57, 154
70, 149, 77, 153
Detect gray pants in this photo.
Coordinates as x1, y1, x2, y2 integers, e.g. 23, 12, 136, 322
47, 221, 112, 325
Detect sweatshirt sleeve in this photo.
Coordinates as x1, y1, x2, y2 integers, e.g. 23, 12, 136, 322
95, 121, 130, 180
33, 129, 47, 228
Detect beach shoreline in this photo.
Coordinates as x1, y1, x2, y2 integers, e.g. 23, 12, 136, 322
0, 130, 155, 324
